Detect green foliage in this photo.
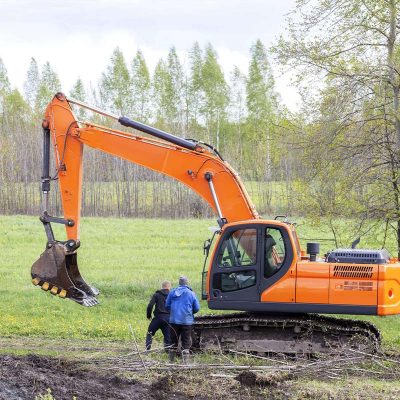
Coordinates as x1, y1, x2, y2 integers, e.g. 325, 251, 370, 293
130, 50, 151, 121
200, 44, 229, 147
0, 58, 11, 115
152, 58, 170, 126
273, 0, 400, 256
244, 39, 279, 180
100, 47, 132, 115
23, 57, 39, 109
35, 389, 56, 400
246, 39, 277, 128
187, 42, 204, 127
152, 47, 185, 130
3, 89, 30, 126
69, 78, 87, 119
166, 47, 184, 127
35, 62, 61, 114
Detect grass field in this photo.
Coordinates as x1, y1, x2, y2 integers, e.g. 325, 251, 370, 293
0, 215, 399, 350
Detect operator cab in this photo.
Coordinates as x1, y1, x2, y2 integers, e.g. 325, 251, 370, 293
203, 220, 297, 311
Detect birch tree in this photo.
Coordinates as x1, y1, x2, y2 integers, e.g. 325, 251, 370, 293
100, 47, 132, 115
200, 44, 229, 148
23, 58, 39, 110
35, 61, 61, 114
130, 50, 151, 121
274, 0, 400, 255
246, 40, 278, 181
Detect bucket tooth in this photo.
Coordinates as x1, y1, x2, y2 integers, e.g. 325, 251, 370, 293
50, 286, 59, 295
31, 241, 99, 306
32, 277, 40, 286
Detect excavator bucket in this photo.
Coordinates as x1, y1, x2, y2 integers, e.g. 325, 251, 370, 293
31, 242, 99, 306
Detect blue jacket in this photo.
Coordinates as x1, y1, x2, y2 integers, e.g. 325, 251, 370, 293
165, 285, 200, 325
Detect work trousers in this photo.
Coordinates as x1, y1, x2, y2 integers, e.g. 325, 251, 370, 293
146, 316, 171, 350
169, 323, 193, 351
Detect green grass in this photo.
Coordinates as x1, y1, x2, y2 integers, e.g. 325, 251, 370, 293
0, 215, 399, 350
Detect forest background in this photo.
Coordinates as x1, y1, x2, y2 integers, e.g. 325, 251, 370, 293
1, 0, 400, 256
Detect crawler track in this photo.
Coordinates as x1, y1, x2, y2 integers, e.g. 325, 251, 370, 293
193, 313, 380, 355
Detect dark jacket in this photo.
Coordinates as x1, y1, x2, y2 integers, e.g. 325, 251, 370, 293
165, 285, 200, 325
147, 289, 170, 319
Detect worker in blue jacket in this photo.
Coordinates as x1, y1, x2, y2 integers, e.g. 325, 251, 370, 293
165, 276, 200, 363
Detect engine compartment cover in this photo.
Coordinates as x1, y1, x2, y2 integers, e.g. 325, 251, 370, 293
326, 248, 390, 264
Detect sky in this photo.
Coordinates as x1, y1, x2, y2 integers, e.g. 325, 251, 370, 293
0, 0, 300, 110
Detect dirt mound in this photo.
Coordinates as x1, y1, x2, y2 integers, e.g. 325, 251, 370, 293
0, 354, 151, 400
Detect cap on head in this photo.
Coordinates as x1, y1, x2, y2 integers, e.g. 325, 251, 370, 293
162, 281, 171, 289
179, 276, 189, 286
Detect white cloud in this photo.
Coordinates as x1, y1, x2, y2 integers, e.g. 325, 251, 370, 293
0, 0, 300, 110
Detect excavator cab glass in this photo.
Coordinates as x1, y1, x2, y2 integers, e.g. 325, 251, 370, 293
210, 227, 259, 297
264, 227, 286, 278
217, 228, 257, 268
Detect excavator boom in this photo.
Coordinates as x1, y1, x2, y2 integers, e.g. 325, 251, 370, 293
31, 93, 258, 305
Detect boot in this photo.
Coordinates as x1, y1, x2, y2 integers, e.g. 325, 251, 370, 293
181, 349, 191, 365
168, 349, 176, 363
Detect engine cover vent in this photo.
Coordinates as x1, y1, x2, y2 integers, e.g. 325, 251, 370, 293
327, 248, 389, 264
333, 265, 373, 278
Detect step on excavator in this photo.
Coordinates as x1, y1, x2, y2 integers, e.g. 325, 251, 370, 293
31, 93, 400, 354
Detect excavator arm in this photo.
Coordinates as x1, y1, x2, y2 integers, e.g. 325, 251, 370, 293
31, 93, 259, 305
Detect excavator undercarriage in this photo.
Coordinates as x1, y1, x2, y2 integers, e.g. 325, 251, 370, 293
193, 313, 381, 355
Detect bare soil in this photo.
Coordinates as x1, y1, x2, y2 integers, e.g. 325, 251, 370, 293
0, 349, 400, 399
1, 353, 400, 400
0, 354, 151, 400
0, 354, 266, 400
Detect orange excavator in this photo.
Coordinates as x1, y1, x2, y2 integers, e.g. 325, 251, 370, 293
31, 93, 400, 353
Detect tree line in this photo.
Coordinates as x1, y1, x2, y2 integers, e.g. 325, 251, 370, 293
2, 0, 400, 256
0, 40, 297, 219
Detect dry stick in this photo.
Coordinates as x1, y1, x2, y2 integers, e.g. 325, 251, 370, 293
347, 367, 399, 376
151, 364, 279, 371
108, 344, 167, 358
301, 356, 365, 370
347, 348, 400, 364
373, 359, 397, 372
128, 323, 148, 372
215, 337, 236, 366
227, 349, 293, 366
210, 374, 236, 379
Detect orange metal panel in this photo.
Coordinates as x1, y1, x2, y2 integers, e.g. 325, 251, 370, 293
329, 263, 378, 306
377, 264, 400, 315
44, 95, 83, 240
296, 262, 329, 304
260, 267, 296, 302
44, 94, 259, 241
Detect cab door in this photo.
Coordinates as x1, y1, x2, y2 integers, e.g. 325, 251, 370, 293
208, 225, 261, 302
259, 224, 296, 302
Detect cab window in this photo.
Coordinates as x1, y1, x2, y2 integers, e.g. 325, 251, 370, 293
217, 228, 257, 268
214, 270, 256, 292
264, 227, 286, 278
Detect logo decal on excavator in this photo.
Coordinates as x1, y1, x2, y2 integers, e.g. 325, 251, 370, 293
335, 281, 374, 291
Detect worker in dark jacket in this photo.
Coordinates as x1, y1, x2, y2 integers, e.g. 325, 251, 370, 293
146, 281, 171, 351
165, 276, 200, 363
